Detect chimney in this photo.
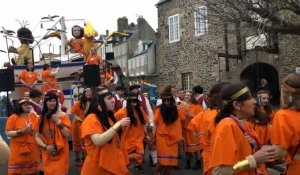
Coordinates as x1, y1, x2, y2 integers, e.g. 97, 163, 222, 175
106, 30, 109, 36
117, 17, 129, 32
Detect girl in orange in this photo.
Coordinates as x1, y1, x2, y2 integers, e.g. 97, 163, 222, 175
71, 88, 92, 166
41, 64, 59, 93
18, 63, 39, 93
153, 89, 184, 175
5, 99, 40, 175
115, 92, 149, 173
81, 87, 130, 175
179, 91, 203, 169
271, 72, 300, 175
34, 92, 71, 175
86, 47, 103, 65
188, 82, 228, 175
208, 83, 276, 175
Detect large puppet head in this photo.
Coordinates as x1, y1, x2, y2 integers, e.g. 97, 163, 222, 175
71, 25, 84, 39
17, 27, 34, 44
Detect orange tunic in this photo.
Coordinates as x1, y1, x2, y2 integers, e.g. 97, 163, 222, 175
33, 113, 71, 175
41, 69, 58, 93
208, 118, 257, 175
71, 101, 86, 152
271, 109, 300, 175
86, 55, 103, 65
115, 107, 149, 164
188, 108, 218, 175
18, 70, 39, 92
153, 107, 184, 166
99, 73, 113, 87
5, 113, 40, 175
69, 38, 85, 55
179, 103, 203, 152
81, 114, 129, 175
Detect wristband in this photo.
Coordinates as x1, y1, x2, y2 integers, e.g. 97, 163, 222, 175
112, 122, 121, 131
233, 159, 251, 173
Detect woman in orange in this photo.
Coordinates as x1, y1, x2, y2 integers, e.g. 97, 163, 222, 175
81, 87, 130, 175
18, 63, 39, 93
271, 72, 300, 175
5, 99, 40, 175
86, 47, 103, 65
188, 82, 228, 175
153, 89, 184, 175
71, 88, 92, 166
41, 64, 59, 93
179, 91, 203, 169
34, 92, 71, 175
115, 92, 149, 173
208, 83, 276, 175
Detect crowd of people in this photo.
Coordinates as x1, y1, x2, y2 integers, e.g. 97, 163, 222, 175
0, 69, 299, 175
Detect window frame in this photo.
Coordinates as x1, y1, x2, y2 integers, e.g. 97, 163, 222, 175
195, 6, 208, 36
168, 14, 180, 43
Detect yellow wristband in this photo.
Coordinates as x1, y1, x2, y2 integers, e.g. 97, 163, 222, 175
112, 122, 121, 131
233, 159, 251, 173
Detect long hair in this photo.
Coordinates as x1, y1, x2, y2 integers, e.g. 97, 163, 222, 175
12, 100, 28, 116
281, 73, 300, 111
215, 83, 252, 125
86, 88, 121, 139
26, 64, 34, 72
159, 91, 178, 125
207, 82, 230, 109
250, 90, 272, 125
39, 92, 59, 133
126, 93, 146, 126
80, 88, 92, 110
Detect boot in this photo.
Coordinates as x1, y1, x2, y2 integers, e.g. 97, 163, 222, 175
192, 160, 202, 170
185, 159, 191, 169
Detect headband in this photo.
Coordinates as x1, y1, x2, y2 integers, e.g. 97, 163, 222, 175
223, 87, 250, 105
282, 82, 300, 94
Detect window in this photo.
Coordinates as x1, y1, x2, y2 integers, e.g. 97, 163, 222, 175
195, 6, 208, 36
168, 14, 180, 43
182, 73, 192, 90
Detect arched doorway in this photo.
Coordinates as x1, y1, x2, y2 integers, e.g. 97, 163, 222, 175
240, 62, 280, 106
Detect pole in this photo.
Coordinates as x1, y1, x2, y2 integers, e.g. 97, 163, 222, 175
6, 91, 9, 117
4, 36, 11, 63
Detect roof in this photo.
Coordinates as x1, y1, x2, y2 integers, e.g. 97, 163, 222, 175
156, 0, 171, 6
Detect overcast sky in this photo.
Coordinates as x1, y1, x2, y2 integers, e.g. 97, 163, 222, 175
0, 0, 159, 66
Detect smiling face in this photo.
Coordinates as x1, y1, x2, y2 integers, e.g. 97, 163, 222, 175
85, 89, 92, 99
258, 93, 269, 106
184, 92, 192, 102
21, 102, 30, 113
46, 99, 57, 110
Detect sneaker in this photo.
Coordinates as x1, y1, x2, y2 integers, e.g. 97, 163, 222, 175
135, 165, 144, 173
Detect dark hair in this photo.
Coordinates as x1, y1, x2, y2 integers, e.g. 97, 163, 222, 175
17, 27, 34, 44
116, 86, 126, 91
86, 87, 121, 139
215, 83, 252, 124
159, 91, 178, 125
126, 93, 146, 126
80, 89, 92, 110
29, 89, 43, 98
13, 100, 28, 116
43, 64, 50, 70
193, 85, 203, 94
26, 64, 34, 72
281, 73, 300, 111
208, 82, 230, 109
39, 92, 59, 133
72, 25, 84, 39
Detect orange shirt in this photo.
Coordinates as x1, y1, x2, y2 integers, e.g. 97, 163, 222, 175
99, 73, 113, 87
33, 113, 71, 175
179, 103, 203, 152
153, 107, 184, 166
271, 109, 300, 175
208, 118, 256, 175
81, 114, 129, 175
86, 55, 103, 65
69, 38, 85, 55
71, 101, 87, 152
188, 108, 218, 174
115, 107, 149, 164
41, 69, 58, 93
18, 70, 39, 92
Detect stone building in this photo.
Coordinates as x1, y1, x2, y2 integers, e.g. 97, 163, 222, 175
156, 0, 300, 105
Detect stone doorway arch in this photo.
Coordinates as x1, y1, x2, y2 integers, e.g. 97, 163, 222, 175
240, 62, 280, 106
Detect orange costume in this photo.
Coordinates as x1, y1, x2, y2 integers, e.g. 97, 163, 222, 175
188, 109, 218, 175
71, 101, 87, 153
271, 109, 300, 175
81, 114, 129, 175
33, 113, 71, 175
5, 113, 40, 175
18, 70, 38, 92
41, 69, 58, 93
115, 107, 149, 164
86, 55, 103, 65
179, 103, 203, 152
99, 73, 113, 87
69, 38, 85, 55
208, 118, 258, 175
153, 107, 184, 166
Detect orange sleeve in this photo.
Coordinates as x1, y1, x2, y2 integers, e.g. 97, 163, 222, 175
18, 71, 26, 80
114, 107, 127, 121
153, 108, 160, 124
82, 114, 104, 138
141, 108, 150, 123
60, 114, 71, 130
5, 114, 17, 130
106, 73, 112, 80
70, 101, 80, 115
188, 111, 203, 132
32, 116, 40, 132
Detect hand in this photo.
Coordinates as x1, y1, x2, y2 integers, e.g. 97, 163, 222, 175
119, 117, 130, 127
21, 123, 32, 134
8, 46, 17, 53
51, 114, 61, 125
45, 145, 56, 154
253, 145, 276, 165
245, 133, 257, 147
